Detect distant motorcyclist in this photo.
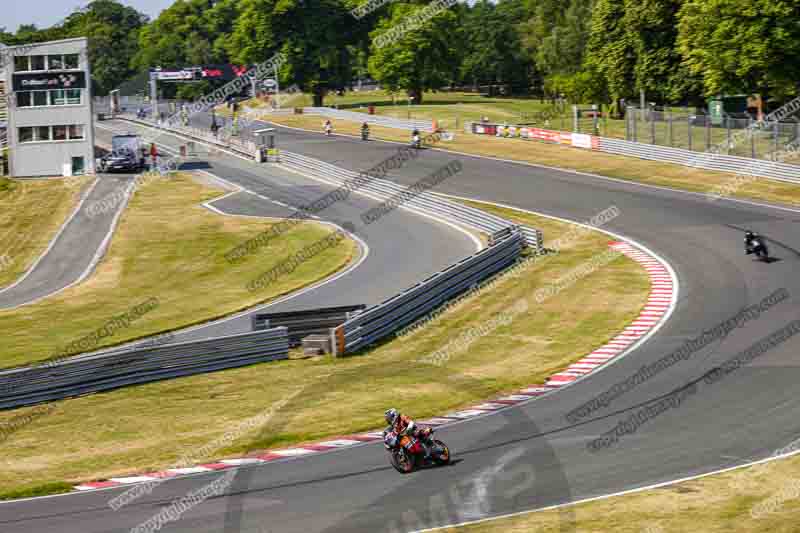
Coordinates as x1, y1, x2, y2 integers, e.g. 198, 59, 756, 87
323, 119, 333, 136
385, 408, 433, 458
361, 122, 370, 141
744, 230, 768, 258
411, 128, 421, 149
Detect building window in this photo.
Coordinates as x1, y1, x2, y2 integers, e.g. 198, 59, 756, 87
30, 55, 46, 71
53, 125, 68, 141
18, 127, 34, 143
35, 126, 51, 141
13, 56, 28, 72
17, 125, 86, 143
69, 125, 85, 140
51, 90, 66, 106
16, 92, 32, 107
12, 53, 82, 72
65, 89, 81, 104
14, 89, 82, 108
33, 91, 48, 106
64, 54, 80, 70
48, 55, 64, 70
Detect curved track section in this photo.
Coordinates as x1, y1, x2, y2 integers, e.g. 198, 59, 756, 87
3, 119, 800, 533
93, 122, 478, 344
0, 175, 135, 310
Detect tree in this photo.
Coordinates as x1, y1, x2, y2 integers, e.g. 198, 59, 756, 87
229, 0, 357, 106
59, 0, 148, 95
459, 0, 535, 92
677, 0, 800, 102
585, 0, 635, 110
368, 3, 460, 103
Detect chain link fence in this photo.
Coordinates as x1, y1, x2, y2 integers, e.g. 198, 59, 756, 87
624, 106, 800, 162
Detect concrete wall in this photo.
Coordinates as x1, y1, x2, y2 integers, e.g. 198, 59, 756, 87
4, 37, 95, 177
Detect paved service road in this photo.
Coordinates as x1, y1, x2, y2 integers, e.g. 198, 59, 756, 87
3, 118, 799, 533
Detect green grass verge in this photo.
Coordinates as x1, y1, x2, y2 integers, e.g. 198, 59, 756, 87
0, 202, 648, 497
266, 114, 800, 207
0, 172, 356, 368
0, 176, 92, 288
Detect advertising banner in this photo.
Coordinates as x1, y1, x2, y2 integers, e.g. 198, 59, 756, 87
571, 133, 593, 149
156, 70, 194, 81
13, 71, 86, 91
200, 64, 251, 81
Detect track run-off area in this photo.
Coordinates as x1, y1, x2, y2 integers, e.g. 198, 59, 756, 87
1, 114, 800, 533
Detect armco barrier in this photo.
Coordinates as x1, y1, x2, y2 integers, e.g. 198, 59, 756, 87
253, 305, 365, 347
302, 107, 434, 132
469, 122, 800, 185
331, 231, 524, 354
118, 113, 259, 158
279, 151, 535, 239
0, 327, 289, 410
114, 117, 546, 357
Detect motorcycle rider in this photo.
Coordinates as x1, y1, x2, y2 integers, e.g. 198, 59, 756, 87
411, 128, 421, 148
744, 230, 761, 255
385, 408, 433, 458
361, 122, 370, 140
324, 119, 333, 136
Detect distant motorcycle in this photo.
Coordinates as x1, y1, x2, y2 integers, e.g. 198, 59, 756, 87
745, 231, 769, 260
411, 133, 421, 149
383, 426, 450, 474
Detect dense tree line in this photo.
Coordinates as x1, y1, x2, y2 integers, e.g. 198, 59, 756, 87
2, 0, 799, 108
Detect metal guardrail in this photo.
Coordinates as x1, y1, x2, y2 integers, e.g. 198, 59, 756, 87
302, 107, 434, 132
253, 305, 365, 347
118, 114, 258, 158
279, 151, 526, 238
468, 121, 800, 185
331, 231, 524, 354
114, 117, 546, 359
0, 327, 289, 410
597, 137, 800, 184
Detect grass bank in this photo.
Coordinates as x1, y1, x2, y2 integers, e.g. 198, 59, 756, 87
0, 202, 648, 499
0, 172, 356, 368
0, 176, 92, 288
265, 114, 800, 207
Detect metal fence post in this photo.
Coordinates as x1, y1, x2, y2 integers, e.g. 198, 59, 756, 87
688, 114, 692, 151
668, 111, 673, 147
705, 117, 711, 151
651, 113, 656, 145
750, 118, 756, 159
573, 105, 579, 132
625, 109, 630, 141
632, 109, 638, 142
727, 119, 732, 155
774, 122, 779, 160
592, 104, 599, 135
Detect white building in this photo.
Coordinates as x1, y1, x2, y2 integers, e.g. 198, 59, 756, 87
3, 37, 95, 177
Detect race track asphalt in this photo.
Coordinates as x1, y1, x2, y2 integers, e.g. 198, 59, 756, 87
92, 121, 477, 343
2, 116, 800, 533
0, 174, 136, 310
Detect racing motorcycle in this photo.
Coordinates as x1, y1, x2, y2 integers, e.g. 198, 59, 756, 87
411, 129, 421, 149
745, 232, 769, 260
383, 426, 450, 473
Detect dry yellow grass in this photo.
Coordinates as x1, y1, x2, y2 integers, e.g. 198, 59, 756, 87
0, 172, 356, 368
266, 114, 800, 207
0, 176, 92, 288
0, 202, 648, 498
450, 452, 800, 532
